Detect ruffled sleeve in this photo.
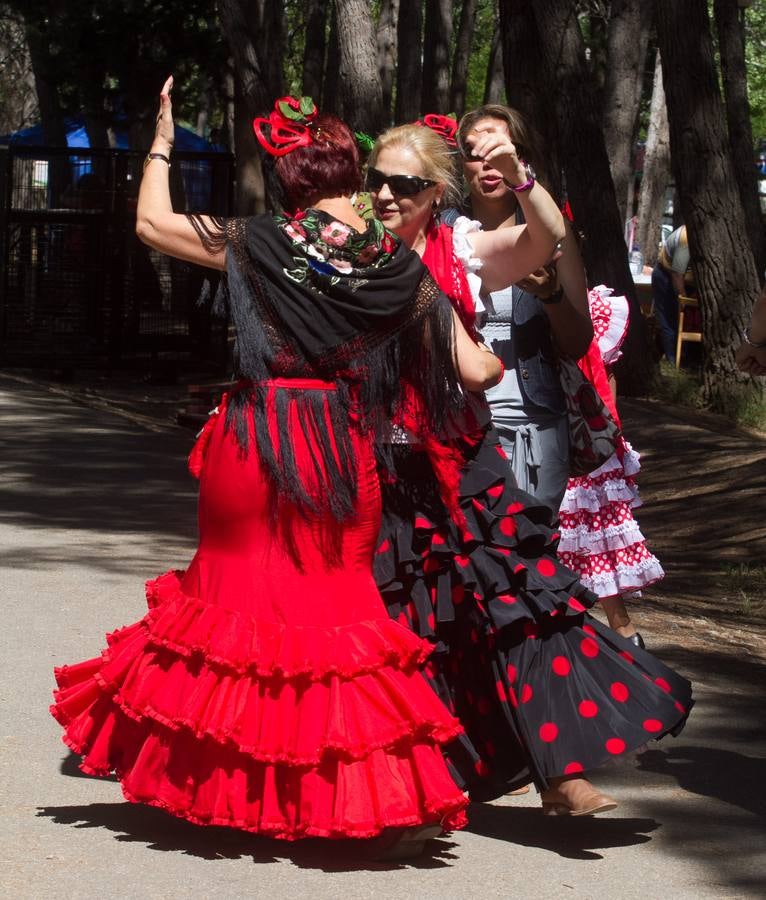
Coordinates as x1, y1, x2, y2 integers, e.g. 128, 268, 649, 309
588, 285, 630, 366
450, 216, 485, 316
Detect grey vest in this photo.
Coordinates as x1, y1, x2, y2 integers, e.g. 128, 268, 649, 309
441, 206, 565, 415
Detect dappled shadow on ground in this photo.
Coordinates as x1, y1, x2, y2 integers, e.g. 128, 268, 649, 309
0, 378, 198, 553
624, 642, 765, 893
35, 802, 457, 872
465, 804, 656, 860
620, 402, 766, 628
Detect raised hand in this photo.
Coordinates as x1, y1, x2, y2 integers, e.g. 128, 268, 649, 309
152, 75, 175, 155
517, 263, 559, 299
465, 121, 527, 187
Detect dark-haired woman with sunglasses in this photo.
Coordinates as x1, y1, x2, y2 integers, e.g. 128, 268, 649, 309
367, 123, 692, 817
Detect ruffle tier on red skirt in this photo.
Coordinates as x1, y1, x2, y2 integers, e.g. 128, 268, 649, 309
51, 570, 468, 839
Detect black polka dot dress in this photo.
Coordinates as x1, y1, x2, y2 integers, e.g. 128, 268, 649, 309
375, 426, 692, 799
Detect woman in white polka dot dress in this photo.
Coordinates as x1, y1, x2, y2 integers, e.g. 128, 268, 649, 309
557, 287, 665, 648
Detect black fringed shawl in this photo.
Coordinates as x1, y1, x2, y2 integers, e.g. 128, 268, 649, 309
191, 209, 466, 524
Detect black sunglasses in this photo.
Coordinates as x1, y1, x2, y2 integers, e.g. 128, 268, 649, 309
365, 167, 436, 196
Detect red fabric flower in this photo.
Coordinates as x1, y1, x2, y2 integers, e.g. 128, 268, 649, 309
417, 114, 458, 147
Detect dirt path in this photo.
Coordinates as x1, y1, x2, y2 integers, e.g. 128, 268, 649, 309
617, 399, 766, 662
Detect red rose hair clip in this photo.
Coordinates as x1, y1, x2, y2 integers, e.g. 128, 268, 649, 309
253, 96, 319, 157
416, 114, 458, 147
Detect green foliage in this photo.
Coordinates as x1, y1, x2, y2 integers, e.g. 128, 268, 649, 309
717, 561, 766, 616
745, 2, 766, 142
465, 0, 498, 111
652, 359, 766, 432
653, 360, 706, 410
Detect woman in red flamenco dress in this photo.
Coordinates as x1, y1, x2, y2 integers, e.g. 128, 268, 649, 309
49, 83, 506, 854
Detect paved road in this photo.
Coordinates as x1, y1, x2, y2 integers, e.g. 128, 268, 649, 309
1, 376, 764, 900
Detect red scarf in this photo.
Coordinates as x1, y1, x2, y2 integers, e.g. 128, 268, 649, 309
401, 220, 485, 530
422, 221, 478, 340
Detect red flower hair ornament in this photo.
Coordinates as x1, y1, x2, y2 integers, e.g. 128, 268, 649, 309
416, 113, 458, 147
253, 96, 320, 157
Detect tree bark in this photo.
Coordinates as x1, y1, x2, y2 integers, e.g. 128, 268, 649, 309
218, 0, 272, 212
483, 17, 505, 105
394, 0, 423, 122
714, 0, 766, 279
0, 9, 38, 133
23, 12, 66, 147
377, 0, 399, 123
450, 0, 478, 118
335, 0, 385, 133
302, 0, 327, 103
586, 9, 609, 115
247, 0, 285, 100
602, 0, 652, 225
636, 51, 670, 268
233, 79, 266, 215
656, 0, 761, 410
530, 0, 652, 393
323, 5, 342, 117
499, 0, 562, 199
422, 0, 452, 113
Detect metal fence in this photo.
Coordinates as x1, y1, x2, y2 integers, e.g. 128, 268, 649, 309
0, 145, 234, 369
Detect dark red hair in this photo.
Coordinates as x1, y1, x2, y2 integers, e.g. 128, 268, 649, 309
274, 115, 361, 210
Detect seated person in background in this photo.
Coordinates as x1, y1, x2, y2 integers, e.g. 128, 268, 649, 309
651, 225, 696, 363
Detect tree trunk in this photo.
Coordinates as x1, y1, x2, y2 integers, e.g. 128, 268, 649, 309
499, 0, 561, 200
586, 10, 609, 115
483, 17, 505, 105
248, 0, 285, 100
0, 9, 38, 133
377, 0, 399, 123
602, 0, 652, 226
302, 0, 327, 103
233, 79, 266, 215
714, 0, 766, 279
422, 0, 452, 113
323, 6, 342, 117
656, 0, 761, 411
218, 0, 272, 212
450, 0, 478, 118
394, 0, 423, 122
530, 0, 652, 394
23, 13, 66, 147
335, 0, 385, 133
636, 51, 670, 268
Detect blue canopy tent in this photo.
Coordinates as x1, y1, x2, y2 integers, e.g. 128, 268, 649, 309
1, 116, 227, 212
0, 116, 218, 151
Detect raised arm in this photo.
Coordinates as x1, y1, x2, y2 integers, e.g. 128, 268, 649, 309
464, 125, 565, 292
136, 76, 226, 271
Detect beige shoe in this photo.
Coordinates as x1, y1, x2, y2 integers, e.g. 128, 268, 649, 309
369, 824, 443, 860
541, 783, 617, 816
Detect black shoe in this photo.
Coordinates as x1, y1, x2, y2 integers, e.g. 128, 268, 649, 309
627, 632, 645, 650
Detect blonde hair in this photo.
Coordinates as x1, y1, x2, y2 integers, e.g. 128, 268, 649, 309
368, 124, 461, 209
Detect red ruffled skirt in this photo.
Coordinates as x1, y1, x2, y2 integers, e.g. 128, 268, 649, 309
51, 385, 467, 839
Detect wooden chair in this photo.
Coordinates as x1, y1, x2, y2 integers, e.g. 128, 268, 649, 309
675, 295, 702, 368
